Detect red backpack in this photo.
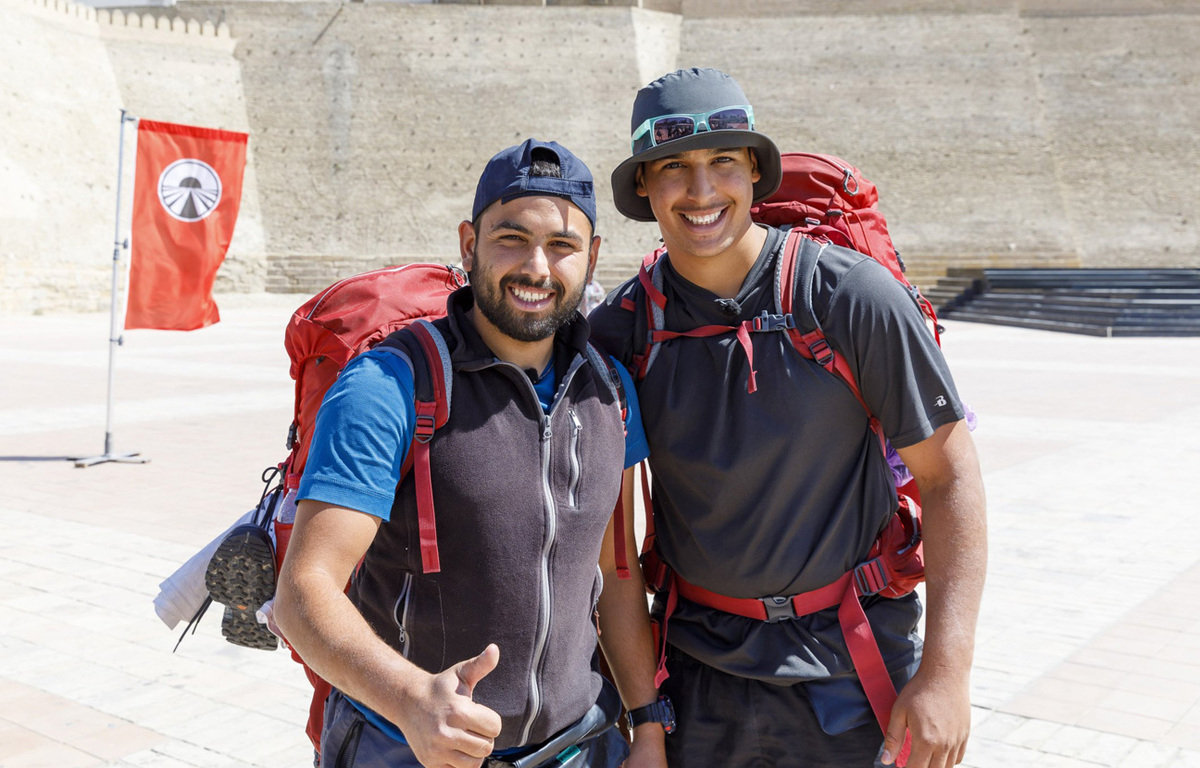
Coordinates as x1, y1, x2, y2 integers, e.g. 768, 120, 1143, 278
624, 153, 936, 766
281, 264, 467, 494
275, 262, 467, 750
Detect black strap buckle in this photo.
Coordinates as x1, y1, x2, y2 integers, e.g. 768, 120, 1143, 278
750, 311, 796, 333
853, 558, 889, 596
760, 595, 798, 623
807, 338, 835, 366
414, 413, 436, 444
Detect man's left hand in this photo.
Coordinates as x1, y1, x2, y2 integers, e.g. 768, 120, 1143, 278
880, 664, 971, 768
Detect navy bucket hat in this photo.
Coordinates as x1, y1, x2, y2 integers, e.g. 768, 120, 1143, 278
611, 68, 782, 223
473, 139, 597, 230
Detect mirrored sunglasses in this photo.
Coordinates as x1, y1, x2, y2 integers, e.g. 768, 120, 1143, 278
630, 105, 755, 155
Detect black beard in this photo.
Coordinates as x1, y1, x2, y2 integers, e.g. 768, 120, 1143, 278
469, 270, 585, 343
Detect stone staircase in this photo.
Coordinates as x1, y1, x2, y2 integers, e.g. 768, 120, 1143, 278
940, 269, 1200, 337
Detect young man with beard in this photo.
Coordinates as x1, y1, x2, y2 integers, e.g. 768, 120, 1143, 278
275, 140, 667, 768
588, 69, 987, 768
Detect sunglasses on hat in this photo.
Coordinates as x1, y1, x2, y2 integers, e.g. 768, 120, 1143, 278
630, 105, 755, 155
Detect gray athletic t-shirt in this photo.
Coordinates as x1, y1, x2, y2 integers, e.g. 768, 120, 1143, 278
589, 226, 965, 732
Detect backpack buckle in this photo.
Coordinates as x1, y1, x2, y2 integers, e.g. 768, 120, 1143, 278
853, 558, 889, 596
760, 595, 798, 623
807, 338, 834, 366
750, 311, 796, 333
414, 413, 436, 444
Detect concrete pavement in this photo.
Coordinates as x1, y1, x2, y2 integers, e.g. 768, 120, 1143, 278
1, 295, 1199, 767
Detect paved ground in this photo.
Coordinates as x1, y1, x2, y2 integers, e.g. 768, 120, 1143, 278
1, 295, 1199, 768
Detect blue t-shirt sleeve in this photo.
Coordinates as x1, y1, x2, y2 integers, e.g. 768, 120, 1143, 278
297, 349, 416, 520
614, 357, 650, 468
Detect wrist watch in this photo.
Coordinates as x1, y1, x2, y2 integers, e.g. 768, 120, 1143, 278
626, 694, 676, 734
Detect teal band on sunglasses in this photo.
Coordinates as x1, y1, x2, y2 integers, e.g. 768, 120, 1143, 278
630, 105, 755, 155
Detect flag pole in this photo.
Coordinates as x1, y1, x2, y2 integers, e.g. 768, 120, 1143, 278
74, 109, 150, 468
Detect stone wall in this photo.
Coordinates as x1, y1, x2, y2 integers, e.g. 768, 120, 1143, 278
177, 2, 676, 292
0, 0, 259, 313
680, 0, 1200, 273
3, 0, 130, 314
2, 0, 1197, 313
1024, 7, 1199, 267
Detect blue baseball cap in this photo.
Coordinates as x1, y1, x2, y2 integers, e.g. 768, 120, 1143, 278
471, 139, 597, 230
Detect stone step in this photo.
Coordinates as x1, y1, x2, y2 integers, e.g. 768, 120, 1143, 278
944, 268, 1200, 337
946, 311, 1200, 338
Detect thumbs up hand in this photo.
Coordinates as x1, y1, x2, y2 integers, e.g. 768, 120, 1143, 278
402, 644, 503, 768
454, 642, 500, 699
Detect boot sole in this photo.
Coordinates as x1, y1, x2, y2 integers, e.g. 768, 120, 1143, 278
205, 525, 278, 651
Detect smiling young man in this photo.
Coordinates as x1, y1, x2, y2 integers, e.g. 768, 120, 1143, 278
588, 69, 988, 768
275, 140, 666, 768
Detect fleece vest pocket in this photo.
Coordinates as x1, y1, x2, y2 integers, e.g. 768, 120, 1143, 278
568, 408, 584, 508
392, 572, 414, 658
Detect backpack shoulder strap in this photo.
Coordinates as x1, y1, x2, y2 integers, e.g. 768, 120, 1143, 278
585, 343, 627, 425
622, 248, 667, 381
377, 320, 453, 575
778, 232, 875, 423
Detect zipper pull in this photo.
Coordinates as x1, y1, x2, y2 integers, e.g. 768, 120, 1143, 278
542, 419, 553, 441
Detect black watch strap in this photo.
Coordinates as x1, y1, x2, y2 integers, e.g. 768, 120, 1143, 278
626, 695, 676, 734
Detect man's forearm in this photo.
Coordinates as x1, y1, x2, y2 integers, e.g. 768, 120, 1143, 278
596, 570, 659, 710
596, 565, 667, 761
596, 467, 660, 711
912, 427, 988, 673
275, 569, 427, 728
921, 488, 987, 674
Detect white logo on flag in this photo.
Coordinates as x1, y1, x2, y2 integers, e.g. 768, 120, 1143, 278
158, 158, 222, 222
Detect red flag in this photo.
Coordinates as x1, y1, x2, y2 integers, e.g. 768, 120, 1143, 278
126, 120, 248, 331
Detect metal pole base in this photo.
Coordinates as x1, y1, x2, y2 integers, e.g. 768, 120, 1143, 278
71, 452, 150, 468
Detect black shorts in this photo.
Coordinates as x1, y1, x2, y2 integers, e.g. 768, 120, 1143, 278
660, 648, 888, 768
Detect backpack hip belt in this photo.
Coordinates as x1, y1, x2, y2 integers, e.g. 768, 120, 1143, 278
657, 557, 912, 765
670, 561, 899, 721
651, 498, 921, 767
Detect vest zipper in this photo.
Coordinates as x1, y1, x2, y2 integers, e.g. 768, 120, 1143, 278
568, 408, 583, 508
515, 353, 588, 745
520, 415, 556, 746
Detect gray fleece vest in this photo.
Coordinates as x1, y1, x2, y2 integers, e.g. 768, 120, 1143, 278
347, 290, 626, 750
